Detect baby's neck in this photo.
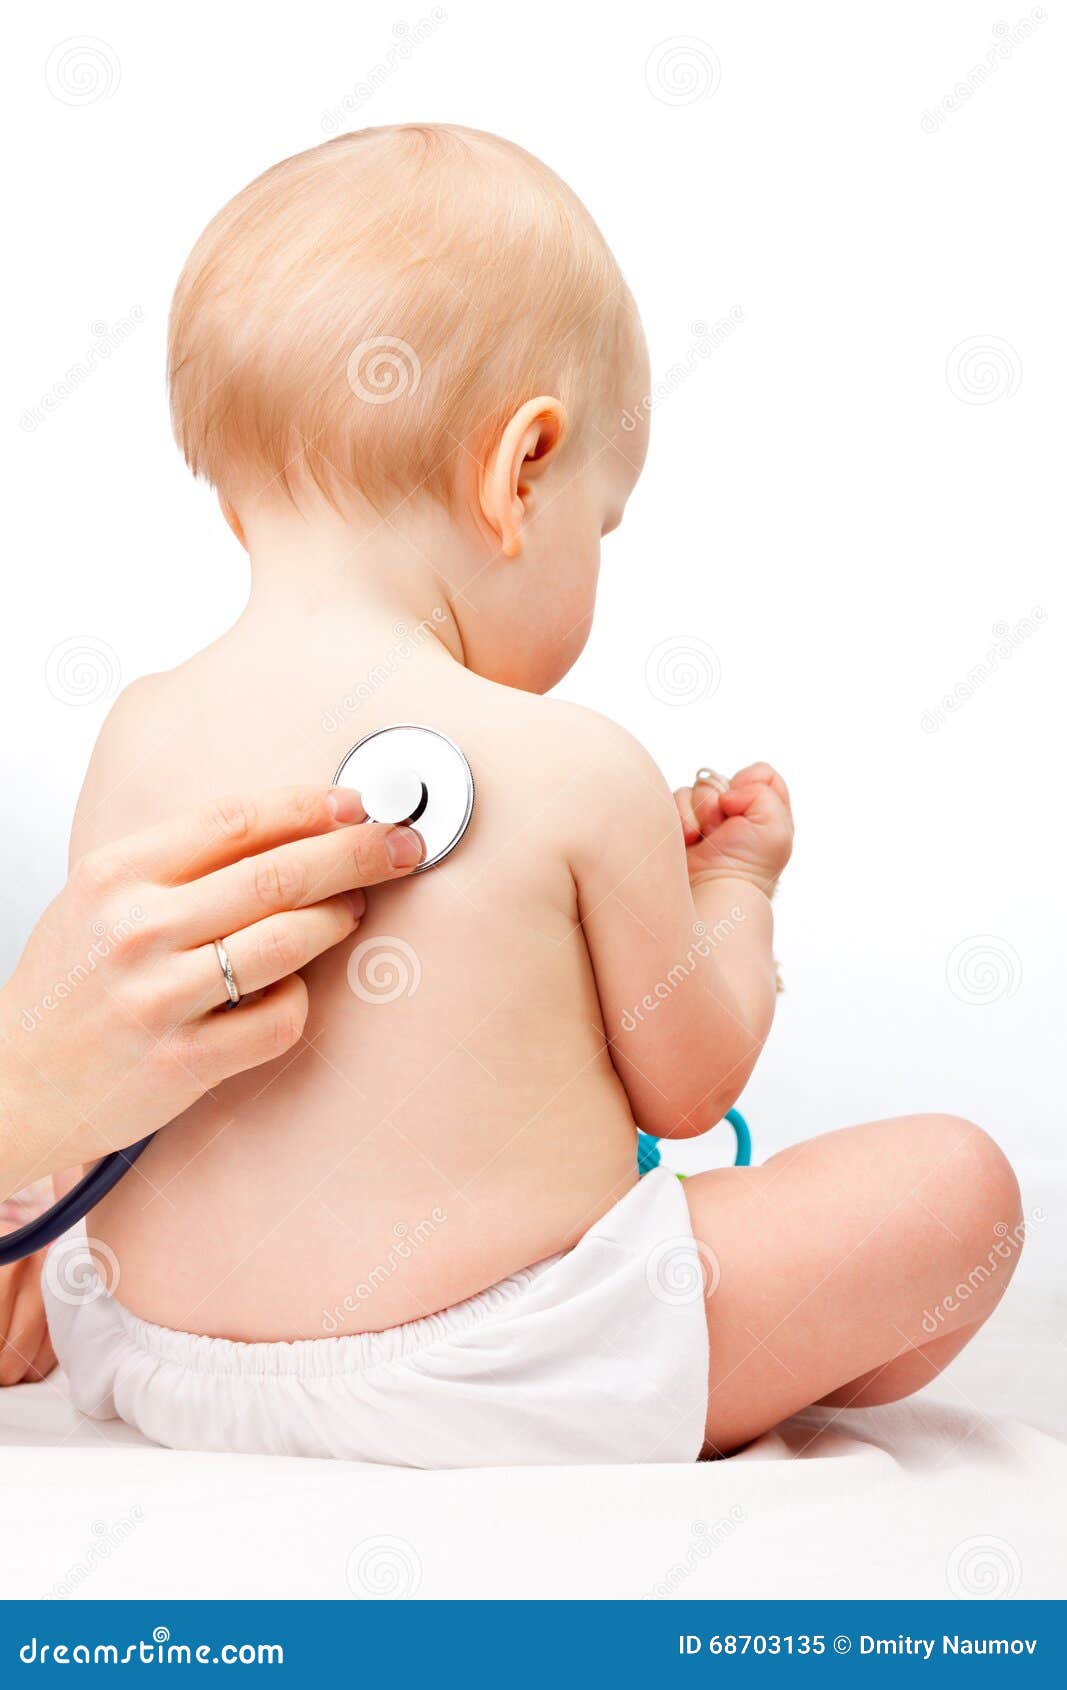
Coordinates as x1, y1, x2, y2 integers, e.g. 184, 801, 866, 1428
237, 496, 467, 681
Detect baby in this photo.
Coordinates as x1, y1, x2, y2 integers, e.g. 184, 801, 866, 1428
46, 125, 1021, 1465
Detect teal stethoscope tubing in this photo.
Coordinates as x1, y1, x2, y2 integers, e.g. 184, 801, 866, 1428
637, 1106, 752, 1176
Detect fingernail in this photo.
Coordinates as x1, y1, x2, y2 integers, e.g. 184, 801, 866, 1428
327, 786, 363, 823
344, 889, 367, 920
387, 826, 424, 869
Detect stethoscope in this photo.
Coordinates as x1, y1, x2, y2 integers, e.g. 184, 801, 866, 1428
0, 726, 752, 1266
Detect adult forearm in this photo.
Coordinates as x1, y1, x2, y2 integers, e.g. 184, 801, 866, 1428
0, 1028, 44, 1200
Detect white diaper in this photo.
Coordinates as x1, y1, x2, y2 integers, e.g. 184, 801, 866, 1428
45, 1169, 710, 1468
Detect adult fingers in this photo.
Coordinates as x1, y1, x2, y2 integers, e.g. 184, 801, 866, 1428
167, 819, 424, 947
177, 974, 312, 1089
180, 894, 364, 1015
96, 786, 368, 887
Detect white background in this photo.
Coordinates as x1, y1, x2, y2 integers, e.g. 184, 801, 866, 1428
3, 0, 1062, 1209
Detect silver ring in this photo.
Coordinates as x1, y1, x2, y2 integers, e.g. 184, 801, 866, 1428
213, 938, 241, 1008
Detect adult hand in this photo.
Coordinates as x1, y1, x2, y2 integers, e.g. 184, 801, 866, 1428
0, 787, 422, 1198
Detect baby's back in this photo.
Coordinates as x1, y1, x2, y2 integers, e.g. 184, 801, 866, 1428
86, 627, 639, 1339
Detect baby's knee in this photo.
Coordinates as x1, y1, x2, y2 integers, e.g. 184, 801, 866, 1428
921, 1115, 1023, 1268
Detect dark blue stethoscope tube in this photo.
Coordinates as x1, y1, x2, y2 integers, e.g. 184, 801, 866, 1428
0, 1135, 155, 1265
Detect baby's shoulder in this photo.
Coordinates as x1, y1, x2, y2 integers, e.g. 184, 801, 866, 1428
480, 688, 658, 783
69, 665, 191, 859
480, 692, 675, 860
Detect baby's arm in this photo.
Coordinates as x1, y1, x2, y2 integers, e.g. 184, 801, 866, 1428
573, 727, 785, 1138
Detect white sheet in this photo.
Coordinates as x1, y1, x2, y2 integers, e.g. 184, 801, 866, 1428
1, 1374, 1063, 1600
3, 1164, 1062, 1600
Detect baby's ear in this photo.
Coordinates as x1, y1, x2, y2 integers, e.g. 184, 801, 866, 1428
479, 396, 567, 558
218, 494, 247, 550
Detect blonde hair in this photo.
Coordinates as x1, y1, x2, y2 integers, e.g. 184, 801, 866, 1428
168, 124, 640, 510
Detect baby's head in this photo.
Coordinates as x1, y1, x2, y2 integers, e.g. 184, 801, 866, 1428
169, 124, 648, 689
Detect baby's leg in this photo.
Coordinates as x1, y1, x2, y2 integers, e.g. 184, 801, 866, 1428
682, 1115, 1022, 1456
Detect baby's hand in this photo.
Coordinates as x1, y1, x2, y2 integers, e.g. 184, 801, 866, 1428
674, 762, 794, 897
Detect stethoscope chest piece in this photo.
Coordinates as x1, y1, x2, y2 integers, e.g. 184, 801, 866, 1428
333, 724, 475, 872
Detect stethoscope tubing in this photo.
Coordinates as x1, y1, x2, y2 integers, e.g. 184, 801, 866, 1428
0, 1134, 155, 1265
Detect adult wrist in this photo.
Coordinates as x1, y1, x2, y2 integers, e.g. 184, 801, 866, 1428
0, 1000, 37, 1200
